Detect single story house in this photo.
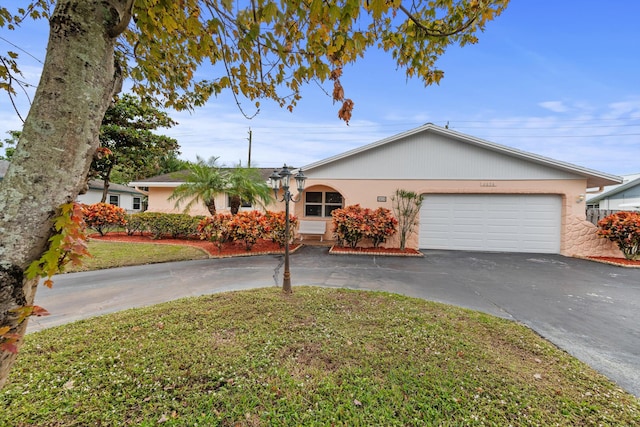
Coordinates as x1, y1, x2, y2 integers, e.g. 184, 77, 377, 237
77, 179, 146, 213
129, 169, 274, 214
131, 124, 624, 257
586, 174, 640, 211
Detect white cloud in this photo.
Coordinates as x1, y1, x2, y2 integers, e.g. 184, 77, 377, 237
538, 101, 569, 113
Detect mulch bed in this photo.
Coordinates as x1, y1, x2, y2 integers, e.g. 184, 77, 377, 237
585, 256, 640, 268
90, 233, 422, 258
89, 232, 298, 258
329, 246, 423, 257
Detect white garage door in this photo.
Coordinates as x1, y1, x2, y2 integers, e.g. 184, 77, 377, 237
419, 194, 561, 253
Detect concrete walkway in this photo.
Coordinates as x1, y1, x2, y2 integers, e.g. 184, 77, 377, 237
28, 246, 640, 397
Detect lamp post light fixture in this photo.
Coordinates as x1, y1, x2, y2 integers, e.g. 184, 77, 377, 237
269, 164, 307, 293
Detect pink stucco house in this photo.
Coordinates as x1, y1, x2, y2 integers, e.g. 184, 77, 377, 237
130, 124, 623, 257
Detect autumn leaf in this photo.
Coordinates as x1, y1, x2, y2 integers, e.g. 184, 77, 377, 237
9, 306, 33, 324
337, 99, 354, 124
0, 340, 19, 354
0, 333, 21, 354
31, 306, 50, 317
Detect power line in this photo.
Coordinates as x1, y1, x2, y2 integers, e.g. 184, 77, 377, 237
0, 36, 44, 64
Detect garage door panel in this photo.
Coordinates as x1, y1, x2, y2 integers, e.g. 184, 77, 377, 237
419, 194, 561, 253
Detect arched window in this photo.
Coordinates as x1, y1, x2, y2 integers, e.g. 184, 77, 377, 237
304, 191, 343, 217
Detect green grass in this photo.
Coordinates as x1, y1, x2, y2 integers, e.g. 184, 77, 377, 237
2, 287, 638, 426
64, 240, 209, 272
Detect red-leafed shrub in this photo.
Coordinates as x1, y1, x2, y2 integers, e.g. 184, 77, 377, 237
198, 213, 233, 252
82, 203, 127, 236
332, 205, 398, 249
597, 211, 640, 260
367, 207, 398, 248
332, 204, 368, 248
228, 210, 267, 250
265, 211, 298, 247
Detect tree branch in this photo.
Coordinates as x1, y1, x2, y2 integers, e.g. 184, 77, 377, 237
107, 0, 135, 38
397, 3, 478, 38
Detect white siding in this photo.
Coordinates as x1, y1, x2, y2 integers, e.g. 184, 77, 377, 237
309, 132, 581, 181
419, 194, 561, 253
77, 189, 143, 213
603, 187, 640, 210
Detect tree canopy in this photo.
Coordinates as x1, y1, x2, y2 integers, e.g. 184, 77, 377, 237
169, 156, 227, 216
225, 165, 273, 215
0, 0, 509, 389
91, 94, 180, 201
0, 131, 19, 161
1, 0, 509, 121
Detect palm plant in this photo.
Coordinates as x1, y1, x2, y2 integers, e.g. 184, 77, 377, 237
225, 165, 273, 215
169, 156, 225, 215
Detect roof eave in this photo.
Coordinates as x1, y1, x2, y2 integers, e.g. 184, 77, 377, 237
587, 177, 640, 202
128, 181, 179, 188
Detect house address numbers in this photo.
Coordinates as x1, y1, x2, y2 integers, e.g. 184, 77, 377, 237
480, 182, 497, 187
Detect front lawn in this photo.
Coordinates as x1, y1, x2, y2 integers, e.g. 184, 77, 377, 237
2, 287, 638, 426
64, 240, 209, 272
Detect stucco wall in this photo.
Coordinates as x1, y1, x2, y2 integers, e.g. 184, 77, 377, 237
564, 216, 623, 258
146, 187, 279, 216
143, 178, 620, 258
297, 178, 603, 256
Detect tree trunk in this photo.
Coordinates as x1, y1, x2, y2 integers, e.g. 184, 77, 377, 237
230, 195, 241, 215
0, 0, 132, 389
100, 164, 114, 203
206, 198, 217, 216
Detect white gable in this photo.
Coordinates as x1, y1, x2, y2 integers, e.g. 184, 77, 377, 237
303, 125, 620, 187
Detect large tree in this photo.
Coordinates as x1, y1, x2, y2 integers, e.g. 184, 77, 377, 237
0, 0, 509, 388
91, 93, 179, 202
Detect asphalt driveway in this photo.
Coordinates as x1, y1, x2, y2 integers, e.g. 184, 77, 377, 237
28, 246, 640, 397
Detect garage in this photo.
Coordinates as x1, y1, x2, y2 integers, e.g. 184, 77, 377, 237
419, 194, 562, 253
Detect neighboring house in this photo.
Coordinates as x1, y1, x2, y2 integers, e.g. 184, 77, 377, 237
130, 124, 624, 257
129, 169, 274, 215
586, 173, 640, 210
77, 179, 146, 213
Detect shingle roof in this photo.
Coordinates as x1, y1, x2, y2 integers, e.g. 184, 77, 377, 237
129, 168, 276, 186
87, 179, 144, 195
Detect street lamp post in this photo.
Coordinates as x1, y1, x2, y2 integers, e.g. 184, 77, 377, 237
269, 164, 306, 293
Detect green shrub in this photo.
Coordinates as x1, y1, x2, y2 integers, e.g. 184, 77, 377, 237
125, 213, 146, 235
127, 212, 202, 239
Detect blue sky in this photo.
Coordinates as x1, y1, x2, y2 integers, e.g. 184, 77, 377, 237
1, 1, 639, 175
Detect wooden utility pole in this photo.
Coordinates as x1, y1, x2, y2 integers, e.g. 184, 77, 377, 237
247, 128, 252, 167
